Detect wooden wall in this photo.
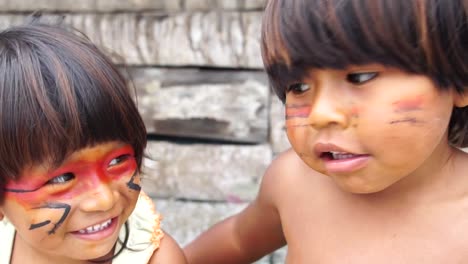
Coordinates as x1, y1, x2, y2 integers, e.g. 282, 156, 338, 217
0, 0, 289, 262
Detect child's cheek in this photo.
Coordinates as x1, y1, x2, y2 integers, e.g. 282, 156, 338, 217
285, 104, 312, 128
4, 191, 46, 208
127, 171, 141, 191
392, 95, 424, 113
27, 202, 71, 235
285, 104, 312, 119
388, 95, 426, 125
3, 180, 52, 208
349, 105, 360, 127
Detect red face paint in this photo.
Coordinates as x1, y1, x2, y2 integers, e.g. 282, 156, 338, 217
4, 145, 137, 206
350, 106, 360, 118
392, 96, 423, 112
285, 104, 312, 119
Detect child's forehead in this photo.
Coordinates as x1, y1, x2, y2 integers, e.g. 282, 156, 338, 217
65, 141, 127, 162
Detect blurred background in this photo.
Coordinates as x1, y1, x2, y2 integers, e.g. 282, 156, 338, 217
0, 0, 289, 262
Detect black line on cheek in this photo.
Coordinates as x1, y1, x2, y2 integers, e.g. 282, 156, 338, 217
394, 108, 422, 113
29, 203, 71, 235
389, 118, 424, 125
126, 171, 141, 191
3, 186, 41, 193
29, 220, 51, 230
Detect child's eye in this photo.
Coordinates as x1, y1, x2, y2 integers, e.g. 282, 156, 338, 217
107, 154, 137, 177
346, 72, 378, 84
108, 154, 131, 167
46, 173, 75, 185
287, 83, 310, 94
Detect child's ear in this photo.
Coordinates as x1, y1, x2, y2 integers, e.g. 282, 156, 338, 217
454, 90, 468, 108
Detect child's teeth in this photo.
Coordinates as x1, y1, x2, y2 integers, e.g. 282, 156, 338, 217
331, 152, 354, 160
79, 219, 112, 234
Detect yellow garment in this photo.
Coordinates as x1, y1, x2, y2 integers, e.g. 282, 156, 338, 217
113, 191, 164, 263
0, 191, 163, 263
0, 215, 15, 264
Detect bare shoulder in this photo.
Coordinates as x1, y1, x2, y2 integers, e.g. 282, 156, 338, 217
148, 231, 187, 264
262, 149, 327, 190
262, 149, 309, 187
261, 148, 336, 206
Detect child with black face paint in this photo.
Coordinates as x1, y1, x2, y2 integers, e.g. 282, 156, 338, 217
184, 0, 468, 263
0, 20, 186, 263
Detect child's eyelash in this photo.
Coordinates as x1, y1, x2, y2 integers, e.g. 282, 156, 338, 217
109, 154, 132, 166
287, 83, 310, 94
346, 72, 379, 84
46, 172, 75, 185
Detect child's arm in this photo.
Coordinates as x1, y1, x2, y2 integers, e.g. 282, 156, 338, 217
149, 231, 187, 263
184, 157, 287, 263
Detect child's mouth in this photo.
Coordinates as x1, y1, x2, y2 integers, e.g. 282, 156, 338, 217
321, 151, 369, 161
320, 151, 370, 173
77, 218, 113, 234
313, 143, 370, 173
72, 217, 119, 240
322, 151, 361, 160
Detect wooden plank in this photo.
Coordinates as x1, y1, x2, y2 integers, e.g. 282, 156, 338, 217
0, 0, 267, 12
153, 199, 275, 263
0, 0, 179, 12
185, 0, 267, 10
270, 95, 291, 154
142, 141, 272, 201
130, 68, 270, 142
0, 11, 264, 68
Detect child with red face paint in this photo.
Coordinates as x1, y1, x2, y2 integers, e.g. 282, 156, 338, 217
0, 20, 186, 263
184, 0, 468, 263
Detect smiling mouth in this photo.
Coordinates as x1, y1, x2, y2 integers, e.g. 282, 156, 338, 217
77, 218, 113, 234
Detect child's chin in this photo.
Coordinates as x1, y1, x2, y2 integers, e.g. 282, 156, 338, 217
86, 248, 116, 263
79, 239, 119, 262
335, 178, 390, 194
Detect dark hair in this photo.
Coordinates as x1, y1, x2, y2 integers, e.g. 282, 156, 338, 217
0, 21, 147, 197
261, 0, 468, 147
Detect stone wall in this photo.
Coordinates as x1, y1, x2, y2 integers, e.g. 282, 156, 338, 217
0, 1, 290, 263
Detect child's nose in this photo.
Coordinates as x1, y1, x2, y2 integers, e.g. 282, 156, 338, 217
308, 87, 349, 129
79, 181, 116, 212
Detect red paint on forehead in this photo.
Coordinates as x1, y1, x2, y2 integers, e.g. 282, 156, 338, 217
392, 96, 424, 112
285, 104, 311, 119
4, 144, 136, 204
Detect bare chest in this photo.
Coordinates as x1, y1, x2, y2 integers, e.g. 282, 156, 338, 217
279, 198, 468, 263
